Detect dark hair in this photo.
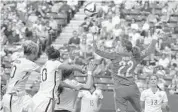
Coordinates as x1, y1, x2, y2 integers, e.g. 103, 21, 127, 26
61, 69, 74, 80
46, 46, 60, 60
172, 63, 177, 67
121, 37, 132, 52
132, 46, 141, 61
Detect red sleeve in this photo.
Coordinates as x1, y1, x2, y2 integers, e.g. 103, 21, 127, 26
93, 41, 116, 60
140, 39, 157, 60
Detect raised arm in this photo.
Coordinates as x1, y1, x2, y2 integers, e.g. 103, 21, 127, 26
58, 64, 85, 73
93, 40, 116, 60
80, 61, 96, 90
140, 38, 157, 60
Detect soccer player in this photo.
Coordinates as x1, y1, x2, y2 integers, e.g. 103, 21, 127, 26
93, 33, 159, 112
55, 60, 96, 112
2, 40, 40, 112
140, 75, 168, 112
73, 76, 103, 112
32, 46, 94, 112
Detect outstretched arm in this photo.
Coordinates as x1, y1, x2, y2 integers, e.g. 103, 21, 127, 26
58, 69, 82, 90
140, 38, 157, 60
93, 40, 116, 60
58, 64, 85, 73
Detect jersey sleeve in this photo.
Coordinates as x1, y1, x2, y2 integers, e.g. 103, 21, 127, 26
93, 41, 116, 60
78, 90, 84, 98
162, 92, 168, 103
97, 89, 103, 99
140, 90, 146, 101
140, 39, 157, 60
27, 61, 40, 72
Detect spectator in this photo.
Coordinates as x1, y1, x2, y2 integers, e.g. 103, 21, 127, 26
81, 17, 93, 32
157, 53, 170, 69
171, 53, 178, 66
142, 1, 151, 12
68, 30, 80, 46
59, 1, 72, 23
142, 61, 154, 76
147, 8, 158, 23
156, 66, 166, 77
169, 64, 178, 77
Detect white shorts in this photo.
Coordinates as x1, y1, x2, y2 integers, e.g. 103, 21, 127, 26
32, 94, 53, 112
2, 93, 33, 112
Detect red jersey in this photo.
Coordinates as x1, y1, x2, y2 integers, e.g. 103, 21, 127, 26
94, 39, 157, 85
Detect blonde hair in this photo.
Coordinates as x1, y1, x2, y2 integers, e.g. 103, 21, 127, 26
22, 40, 39, 55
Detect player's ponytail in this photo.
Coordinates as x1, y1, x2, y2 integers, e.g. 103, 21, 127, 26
46, 46, 60, 60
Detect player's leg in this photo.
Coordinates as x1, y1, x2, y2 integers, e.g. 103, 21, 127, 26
113, 89, 128, 112
128, 84, 142, 112
21, 94, 33, 112
2, 94, 12, 112
2, 94, 23, 112
33, 94, 53, 112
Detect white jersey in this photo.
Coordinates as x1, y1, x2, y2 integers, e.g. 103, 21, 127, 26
140, 88, 168, 112
6, 58, 39, 93
78, 89, 103, 112
37, 60, 62, 99
55, 79, 81, 111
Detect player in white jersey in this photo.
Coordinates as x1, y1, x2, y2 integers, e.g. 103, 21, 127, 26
74, 85, 103, 112
140, 75, 169, 112
74, 70, 103, 112
55, 60, 96, 112
33, 46, 94, 112
2, 40, 40, 112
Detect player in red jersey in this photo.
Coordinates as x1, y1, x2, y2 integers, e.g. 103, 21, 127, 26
93, 33, 158, 112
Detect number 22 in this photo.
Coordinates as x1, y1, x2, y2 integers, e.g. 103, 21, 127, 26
118, 60, 133, 77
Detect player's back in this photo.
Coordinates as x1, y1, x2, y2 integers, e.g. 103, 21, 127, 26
38, 60, 61, 98
6, 58, 38, 94
111, 52, 139, 84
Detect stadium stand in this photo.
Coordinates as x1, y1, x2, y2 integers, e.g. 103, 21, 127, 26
1, 0, 178, 111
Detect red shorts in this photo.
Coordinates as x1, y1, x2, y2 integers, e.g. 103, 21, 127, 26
113, 83, 141, 112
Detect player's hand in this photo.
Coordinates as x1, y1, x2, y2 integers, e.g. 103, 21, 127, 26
81, 65, 87, 74
74, 85, 82, 91
87, 60, 96, 73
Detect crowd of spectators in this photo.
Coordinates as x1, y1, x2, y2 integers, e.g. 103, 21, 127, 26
59, 0, 178, 94
0, 0, 84, 96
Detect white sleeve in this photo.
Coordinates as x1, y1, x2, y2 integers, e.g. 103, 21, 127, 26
27, 61, 40, 72
78, 91, 83, 98
97, 89, 103, 99
162, 92, 168, 103
140, 90, 146, 101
